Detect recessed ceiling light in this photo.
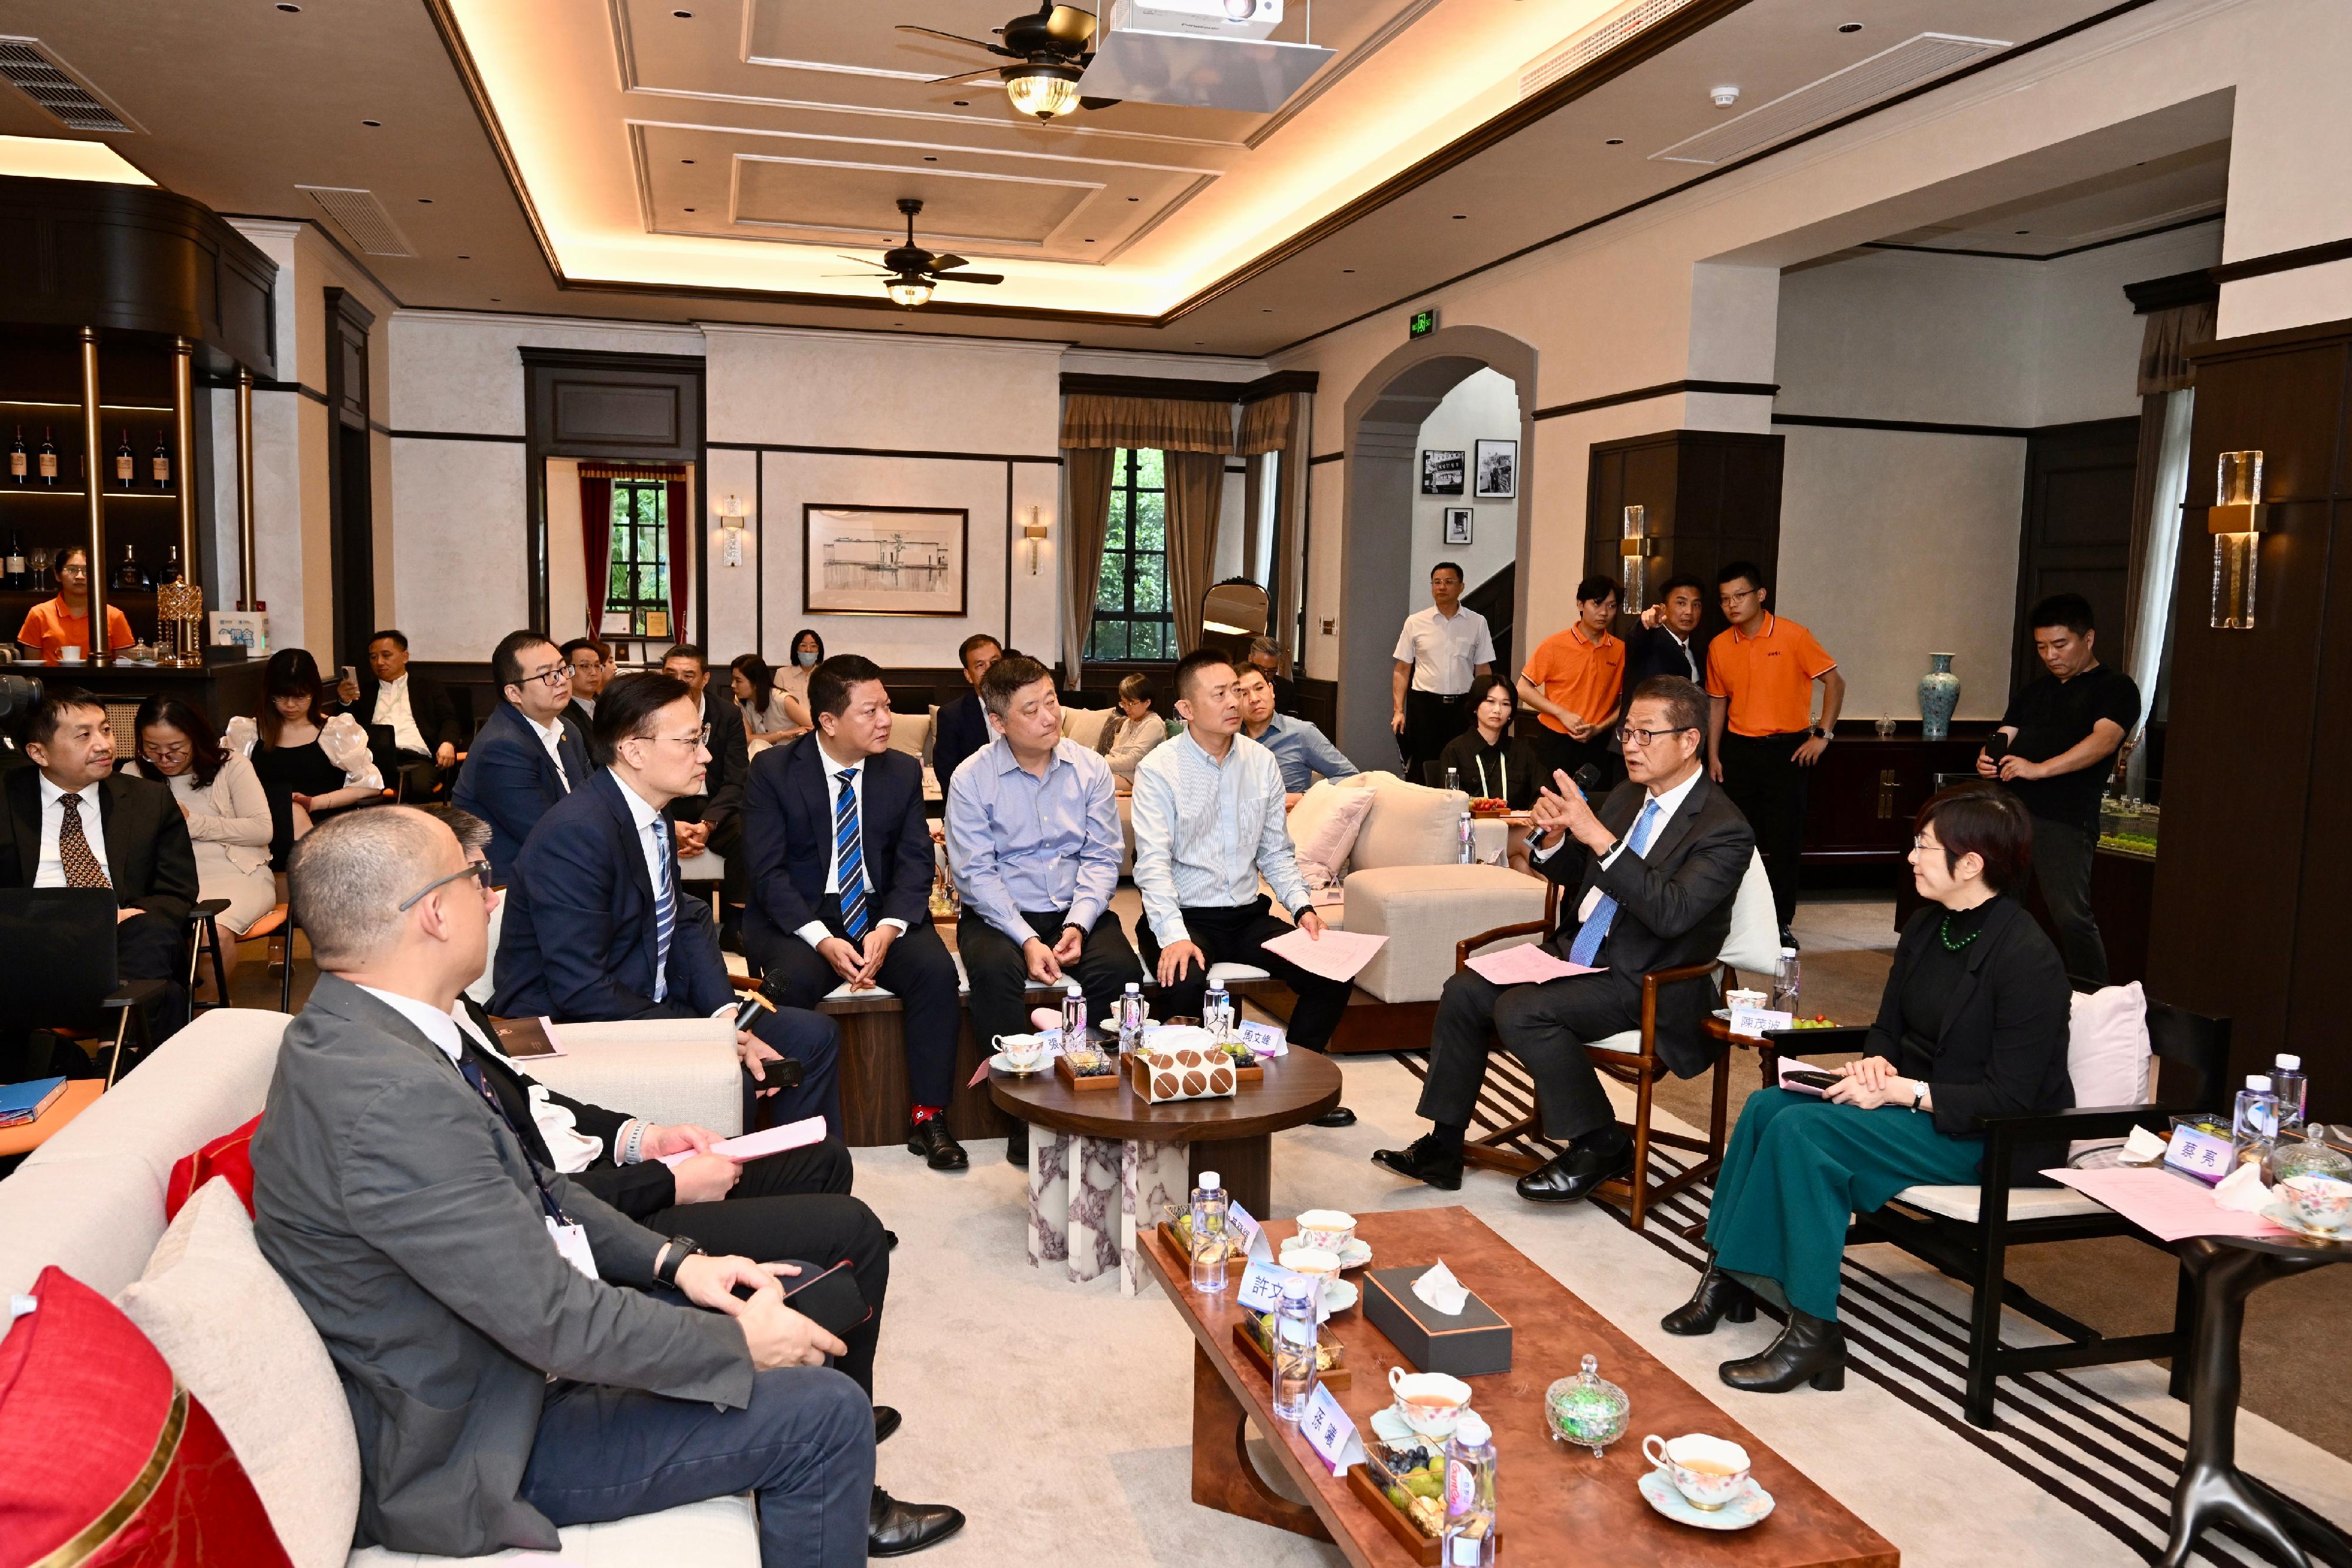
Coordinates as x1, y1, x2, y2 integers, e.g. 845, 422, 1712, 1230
2014, 229, 2029, 235
683, 207, 696, 212
362, 119, 381, 127
923, 156, 938, 162
458, 255, 470, 259
1837, 21, 1863, 32
490, 297, 502, 302
1604, 138, 1624, 146
276, 3, 300, 11
672, 9, 692, 16
1084, 238, 1094, 242
1342, 268, 1355, 273
417, 198, 432, 203
1127, 196, 1140, 202
953, 100, 970, 106
1261, 307, 1272, 312
1452, 214, 1467, 220
681, 159, 694, 165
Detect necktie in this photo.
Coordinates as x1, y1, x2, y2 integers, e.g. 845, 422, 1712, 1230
1568, 798, 1663, 967
834, 768, 870, 940
650, 818, 676, 1004
57, 793, 109, 890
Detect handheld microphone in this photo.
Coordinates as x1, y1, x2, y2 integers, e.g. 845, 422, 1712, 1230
731, 976, 806, 1091
1572, 763, 1603, 797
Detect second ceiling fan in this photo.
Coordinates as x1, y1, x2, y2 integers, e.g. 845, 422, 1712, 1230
825, 198, 1004, 308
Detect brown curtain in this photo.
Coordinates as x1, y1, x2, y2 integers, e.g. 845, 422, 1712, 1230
2137, 299, 2216, 396
579, 473, 613, 639
1061, 448, 1116, 684
1165, 450, 1226, 658
1237, 394, 1292, 456
1061, 393, 1235, 454
664, 477, 691, 641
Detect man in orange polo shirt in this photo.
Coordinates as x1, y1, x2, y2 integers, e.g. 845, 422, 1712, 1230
1517, 576, 1626, 788
14, 547, 135, 663
1704, 560, 1843, 942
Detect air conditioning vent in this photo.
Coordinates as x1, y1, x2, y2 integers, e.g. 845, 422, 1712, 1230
0, 36, 140, 133
1651, 32, 2010, 166
1521, 0, 1696, 99
297, 185, 416, 258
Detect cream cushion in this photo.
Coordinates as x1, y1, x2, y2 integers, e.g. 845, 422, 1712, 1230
0, 1155, 170, 1298
118, 1178, 362, 1568
887, 708, 931, 762
1343, 864, 1549, 1003
1348, 773, 1469, 872
348, 1495, 760, 1567
527, 1018, 744, 1138
1287, 779, 1377, 889
1886, 1183, 2110, 1224
1060, 704, 1117, 751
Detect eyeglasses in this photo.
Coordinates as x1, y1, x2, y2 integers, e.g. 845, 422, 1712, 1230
142, 741, 192, 761
637, 724, 711, 750
398, 860, 496, 911
1616, 724, 1697, 748
515, 665, 570, 690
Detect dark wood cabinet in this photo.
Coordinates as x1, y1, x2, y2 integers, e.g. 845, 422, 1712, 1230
1585, 428, 1783, 651
1801, 729, 1990, 868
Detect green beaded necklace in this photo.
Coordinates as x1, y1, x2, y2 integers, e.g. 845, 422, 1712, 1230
1939, 909, 1987, 951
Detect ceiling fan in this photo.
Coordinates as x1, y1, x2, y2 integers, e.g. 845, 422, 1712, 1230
895, 4, 1121, 121
823, 198, 1004, 307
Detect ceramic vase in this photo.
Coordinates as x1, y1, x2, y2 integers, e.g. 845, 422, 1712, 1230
1918, 653, 1960, 741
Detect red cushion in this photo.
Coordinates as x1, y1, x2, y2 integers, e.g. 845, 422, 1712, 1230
165, 1114, 262, 1222
0, 1267, 294, 1568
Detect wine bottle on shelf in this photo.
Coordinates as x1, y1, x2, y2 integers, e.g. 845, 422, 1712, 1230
113, 540, 148, 592
156, 544, 183, 586
8, 427, 24, 484
3, 531, 24, 591
151, 432, 171, 489
37, 427, 58, 486
114, 429, 133, 489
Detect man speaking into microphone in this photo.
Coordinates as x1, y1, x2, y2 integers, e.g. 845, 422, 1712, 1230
1371, 676, 1754, 1203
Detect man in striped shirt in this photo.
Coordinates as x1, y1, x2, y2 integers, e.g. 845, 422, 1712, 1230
1131, 650, 1357, 1127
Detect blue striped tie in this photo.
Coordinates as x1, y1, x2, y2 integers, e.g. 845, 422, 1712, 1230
834, 768, 870, 940
1568, 799, 1662, 967
651, 818, 676, 1003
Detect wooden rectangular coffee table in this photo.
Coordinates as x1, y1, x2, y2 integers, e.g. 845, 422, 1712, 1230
1137, 1206, 1897, 1568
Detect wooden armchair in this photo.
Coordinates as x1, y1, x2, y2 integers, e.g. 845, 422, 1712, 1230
1450, 850, 1780, 1231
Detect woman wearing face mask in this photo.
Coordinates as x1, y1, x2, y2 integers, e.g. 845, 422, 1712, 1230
731, 651, 800, 745
775, 627, 824, 735
1435, 674, 1539, 808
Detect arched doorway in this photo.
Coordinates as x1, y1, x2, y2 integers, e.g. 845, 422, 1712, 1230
1334, 325, 1538, 763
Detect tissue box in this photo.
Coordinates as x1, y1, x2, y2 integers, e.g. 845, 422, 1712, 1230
1362, 1268, 1512, 1378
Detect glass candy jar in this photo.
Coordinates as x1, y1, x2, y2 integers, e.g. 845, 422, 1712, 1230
2269, 1125, 2352, 1186
1546, 1354, 1628, 1456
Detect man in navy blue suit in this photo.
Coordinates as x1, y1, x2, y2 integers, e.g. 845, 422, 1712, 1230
927, 634, 999, 795
453, 630, 591, 882
492, 671, 840, 1137
743, 655, 966, 1172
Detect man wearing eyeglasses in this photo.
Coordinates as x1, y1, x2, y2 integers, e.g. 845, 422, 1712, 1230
455, 630, 592, 882
1374, 677, 1753, 1202
492, 672, 841, 1142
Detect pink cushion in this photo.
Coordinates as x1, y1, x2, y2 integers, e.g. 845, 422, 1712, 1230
1287, 782, 1377, 889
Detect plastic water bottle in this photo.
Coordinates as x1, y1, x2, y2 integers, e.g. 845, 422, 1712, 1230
1441, 1410, 1497, 1566
1188, 1171, 1228, 1293
1203, 981, 1233, 1041
2234, 1074, 2279, 1157
1771, 946, 1802, 1014
1060, 989, 1087, 1048
1457, 810, 1475, 864
1444, 765, 1462, 794
1271, 1277, 1317, 1420
2270, 1054, 2307, 1133
1118, 982, 1145, 1052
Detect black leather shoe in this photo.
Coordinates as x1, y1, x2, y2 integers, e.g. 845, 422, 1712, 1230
907, 1118, 969, 1171
869, 1488, 964, 1557
1719, 1310, 1847, 1393
874, 1406, 901, 1445
1514, 1138, 1633, 1205
1661, 1264, 1756, 1336
1313, 1106, 1358, 1128
1006, 1121, 1029, 1166
1370, 1135, 1462, 1191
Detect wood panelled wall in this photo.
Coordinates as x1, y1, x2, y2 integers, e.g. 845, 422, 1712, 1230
2148, 316, 2352, 1116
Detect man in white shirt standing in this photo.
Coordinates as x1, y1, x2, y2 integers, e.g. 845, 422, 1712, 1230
1131, 650, 1356, 1128
1391, 561, 1495, 783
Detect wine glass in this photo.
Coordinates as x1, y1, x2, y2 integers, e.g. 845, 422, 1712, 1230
28, 547, 50, 592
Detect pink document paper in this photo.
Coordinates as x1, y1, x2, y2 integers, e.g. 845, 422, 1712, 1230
1464, 944, 1603, 987
2043, 1165, 2291, 1242
657, 1115, 828, 1168
1259, 927, 1388, 984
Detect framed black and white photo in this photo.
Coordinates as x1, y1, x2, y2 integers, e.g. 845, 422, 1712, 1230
1420, 449, 1465, 496
1442, 507, 1474, 546
803, 504, 970, 616
1474, 439, 1517, 499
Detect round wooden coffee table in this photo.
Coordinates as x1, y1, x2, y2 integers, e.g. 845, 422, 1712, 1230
990, 1051, 1342, 1293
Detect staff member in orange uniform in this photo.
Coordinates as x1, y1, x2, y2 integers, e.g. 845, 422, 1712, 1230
1705, 560, 1842, 944
1516, 576, 1626, 787
15, 546, 135, 663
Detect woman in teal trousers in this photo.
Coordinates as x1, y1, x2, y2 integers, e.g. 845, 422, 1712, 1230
1663, 785, 2073, 1392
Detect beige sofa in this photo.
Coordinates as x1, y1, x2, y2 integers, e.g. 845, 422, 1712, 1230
0, 1009, 760, 1567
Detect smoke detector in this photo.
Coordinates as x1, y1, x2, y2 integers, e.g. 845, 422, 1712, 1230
1710, 84, 1740, 108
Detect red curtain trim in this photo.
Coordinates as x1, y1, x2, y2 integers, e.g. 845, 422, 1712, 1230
580, 474, 614, 641
664, 477, 691, 641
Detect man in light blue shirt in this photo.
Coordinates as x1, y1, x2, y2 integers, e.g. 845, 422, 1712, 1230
1236, 664, 1357, 797
1131, 650, 1357, 1126
945, 654, 1143, 1162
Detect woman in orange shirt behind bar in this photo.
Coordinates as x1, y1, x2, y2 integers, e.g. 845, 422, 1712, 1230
15, 546, 135, 663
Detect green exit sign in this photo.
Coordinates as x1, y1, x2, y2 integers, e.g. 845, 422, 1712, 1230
1409, 308, 1439, 339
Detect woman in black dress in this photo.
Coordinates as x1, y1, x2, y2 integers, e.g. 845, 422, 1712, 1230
250, 648, 379, 867
1434, 674, 1541, 808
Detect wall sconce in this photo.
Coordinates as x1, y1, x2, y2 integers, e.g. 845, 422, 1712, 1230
715, 493, 749, 569
2207, 450, 2264, 629
1023, 505, 1050, 575
1619, 504, 1655, 613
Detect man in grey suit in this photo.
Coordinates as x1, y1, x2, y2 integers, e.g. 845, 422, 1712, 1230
250, 806, 962, 1564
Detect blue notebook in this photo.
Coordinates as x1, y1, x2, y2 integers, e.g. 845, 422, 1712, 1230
0, 1076, 68, 1128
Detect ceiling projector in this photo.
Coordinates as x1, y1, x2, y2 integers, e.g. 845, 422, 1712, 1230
1081, 0, 1332, 112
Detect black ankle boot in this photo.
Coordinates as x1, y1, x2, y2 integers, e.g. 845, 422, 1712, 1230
1661, 1264, 1756, 1337
1718, 1310, 1846, 1393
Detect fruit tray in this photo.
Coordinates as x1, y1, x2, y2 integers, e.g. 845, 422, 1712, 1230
1055, 1054, 1120, 1091
1230, 1317, 1352, 1390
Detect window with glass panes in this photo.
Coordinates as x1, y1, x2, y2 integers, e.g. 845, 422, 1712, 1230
1087, 447, 1172, 662
607, 480, 670, 635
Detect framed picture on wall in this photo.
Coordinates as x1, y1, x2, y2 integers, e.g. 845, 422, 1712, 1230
1474, 439, 1518, 499
1421, 449, 1465, 496
803, 505, 970, 617
1442, 507, 1474, 546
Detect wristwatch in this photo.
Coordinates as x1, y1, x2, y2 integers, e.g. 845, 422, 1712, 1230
1910, 1080, 1928, 1112
1810, 726, 1832, 740
653, 1236, 701, 1289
